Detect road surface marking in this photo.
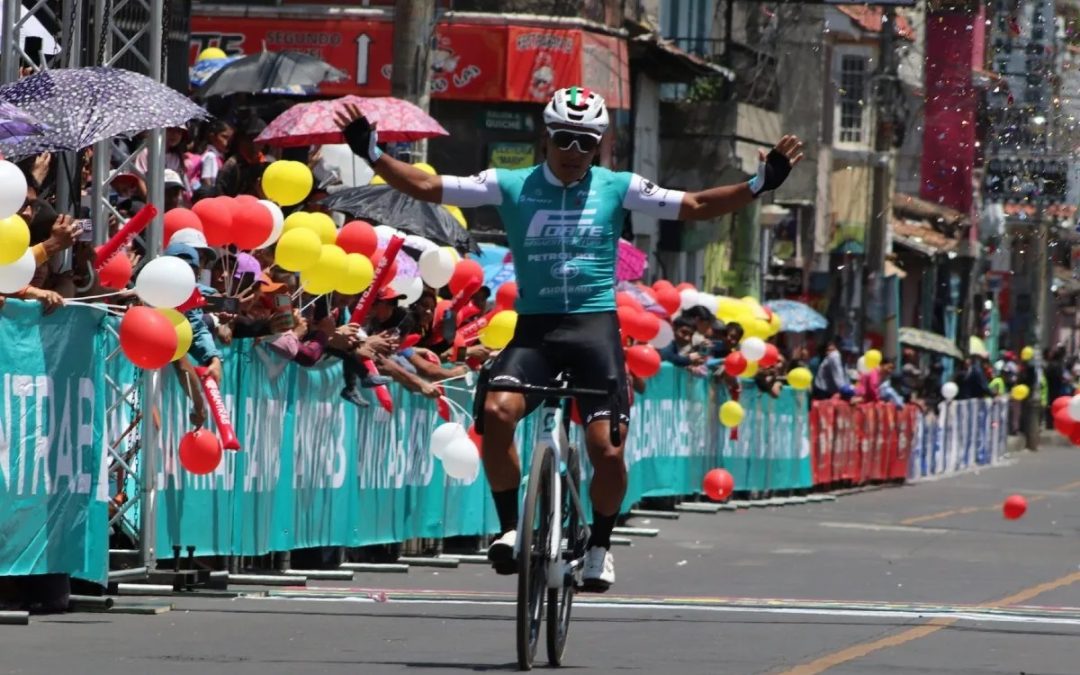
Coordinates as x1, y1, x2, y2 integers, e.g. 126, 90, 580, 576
773, 569, 1080, 675
818, 521, 948, 534
899, 479, 1080, 525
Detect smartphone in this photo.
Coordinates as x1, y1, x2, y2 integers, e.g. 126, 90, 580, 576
272, 293, 295, 329
204, 295, 239, 313
75, 219, 94, 242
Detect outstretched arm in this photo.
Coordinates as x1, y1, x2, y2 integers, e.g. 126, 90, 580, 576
677, 135, 804, 221
334, 102, 443, 203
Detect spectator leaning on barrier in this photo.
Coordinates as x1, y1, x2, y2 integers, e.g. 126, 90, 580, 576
164, 241, 223, 384
813, 340, 848, 400
877, 358, 905, 408
659, 315, 704, 368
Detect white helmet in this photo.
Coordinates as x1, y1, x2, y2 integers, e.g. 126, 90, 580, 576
543, 86, 609, 135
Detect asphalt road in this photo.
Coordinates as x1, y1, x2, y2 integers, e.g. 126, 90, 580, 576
3, 443, 1080, 675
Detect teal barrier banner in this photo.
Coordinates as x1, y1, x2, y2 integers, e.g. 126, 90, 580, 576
717, 384, 812, 492
0, 302, 109, 584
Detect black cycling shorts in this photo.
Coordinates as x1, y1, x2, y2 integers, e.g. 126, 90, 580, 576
486, 312, 630, 426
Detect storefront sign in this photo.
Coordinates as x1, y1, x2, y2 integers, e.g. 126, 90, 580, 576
480, 110, 535, 132
502, 27, 581, 103
489, 142, 535, 169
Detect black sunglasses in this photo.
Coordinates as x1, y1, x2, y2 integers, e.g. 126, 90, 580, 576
547, 128, 601, 153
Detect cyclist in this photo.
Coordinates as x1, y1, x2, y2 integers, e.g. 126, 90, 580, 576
336, 87, 802, 591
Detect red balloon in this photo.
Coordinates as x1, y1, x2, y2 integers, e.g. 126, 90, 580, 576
495, 281, 518, 310
1070, 424, 1080, 446
1053, 410, 1074, 437
703, 468, 734, 501
1002, 494, 1027, 520
230, 200, 274, 250
179, 430, 223, 475
192, 197, 234, 247
652, 279, 675, 293
759, 343, 780, 368
370, 249, 399, 287
724, 351, 748, 377
119, 306, 178, 369
163, 207, 203, 246
97, 249, 132, 289
626, 344, 661, 378
570, 399, 583, 426
630, 311, 661, 342
1051, 396, 1071, 417
616, 305, 639, 335
654, 286, 681, 315
616, 291, 644, 313
675, 282, 696, 292
337, 220, 379, 256
449, 259, 483, 296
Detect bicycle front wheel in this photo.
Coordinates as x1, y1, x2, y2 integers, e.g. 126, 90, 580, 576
547, 443, 583, 666
517, 444, 554, 671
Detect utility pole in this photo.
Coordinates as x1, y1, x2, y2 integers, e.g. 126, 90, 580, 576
391, 0, 436, 162
867, 5, 898, 358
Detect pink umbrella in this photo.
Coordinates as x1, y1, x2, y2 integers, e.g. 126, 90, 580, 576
616, 239, 647, 282
255, 95, 448, 147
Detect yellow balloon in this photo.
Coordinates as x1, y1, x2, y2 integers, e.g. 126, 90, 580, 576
444, 204, 467, 228
480, 310, 517, 349
441, 245, 461, 264
305, 211, 338, 245
0, 214, 30, 265
262, 160, 313, 207
716, 296, 743, 322
301, 244, 349, 294
275, 227, 322, 272
283, 211, 314, 233
768, 312, 783, 335
787, 367, 812, 390
370, 174, 387, 185
742, 318, 771, 340
719, 400, 744, 428
864, 349, 882, 370
412, 162, 437, 175
742, 360, 759, 378
338, 253, 374, 295
157, 308, 193, 362
1020, 346, 1035, 362
197, 47, 228, 62
1011, 384, 1030, 401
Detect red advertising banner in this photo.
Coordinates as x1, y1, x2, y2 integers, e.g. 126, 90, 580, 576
504, 26, 582, 103
810, 400, 915, 486
190, 17, 506, 101
581, 31, 629, 109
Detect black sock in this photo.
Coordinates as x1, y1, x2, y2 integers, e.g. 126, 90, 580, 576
492, 489, 519, 535
588, 512, 618, 550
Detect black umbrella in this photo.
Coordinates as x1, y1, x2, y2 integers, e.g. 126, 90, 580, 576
194, 50, 347, 99
322, 184, 480, 255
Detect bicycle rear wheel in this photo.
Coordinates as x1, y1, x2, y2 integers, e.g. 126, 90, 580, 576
547, 444, 583, 666
517, 445, 553, 671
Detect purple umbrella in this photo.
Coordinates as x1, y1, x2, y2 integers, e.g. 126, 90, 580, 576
0, 101, 46, 143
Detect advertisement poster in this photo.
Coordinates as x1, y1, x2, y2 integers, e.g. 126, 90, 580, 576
489, 142, 535, 169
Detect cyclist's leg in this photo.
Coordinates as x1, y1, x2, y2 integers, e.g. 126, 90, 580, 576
556, 313, 631, 552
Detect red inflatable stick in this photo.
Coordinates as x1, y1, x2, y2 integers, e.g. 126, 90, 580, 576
94, 203, 158, 271
363, 358, 394, 412
457, 316, 489, 345
350, 235, 405, 325
400, 333, 421, 350
194, 366, 240, 450
418, 350, 451, 421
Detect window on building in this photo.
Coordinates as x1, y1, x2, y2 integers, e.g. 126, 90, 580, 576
838, 54, 869, 144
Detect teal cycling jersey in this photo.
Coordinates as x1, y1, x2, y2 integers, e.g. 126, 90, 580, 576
442, 163, 685, 315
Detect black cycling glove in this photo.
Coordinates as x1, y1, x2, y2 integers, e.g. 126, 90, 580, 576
342, 116, 383, 165
748, 149, 792, 197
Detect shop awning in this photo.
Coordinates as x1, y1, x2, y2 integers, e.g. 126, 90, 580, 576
892, 192, 968, 229
891, 219, 959, 257
628, 34, 735, 83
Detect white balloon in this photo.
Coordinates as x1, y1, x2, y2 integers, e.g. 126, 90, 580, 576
679, 288, 699, 311
403, 234, 438, 253
391, 275, 424, 305
740, 336, 766, 362
0, 160, 28, 219
135, 256, 196, 308
941, 382, 959, 401
430, 422, 466, 460
697, 293, 719, 315
255, 200, 285, 249
441, 437, 480, 481
1068, 395, 1080, 422
419, 247, 456, 288
649, 320, 674, 349
856, 356, 869, 374
374, 225, 398, 240
0, 248, 35, 293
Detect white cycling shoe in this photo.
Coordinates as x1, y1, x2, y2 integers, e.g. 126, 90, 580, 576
487, 530, 517, 574
581, 546, 614, 592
